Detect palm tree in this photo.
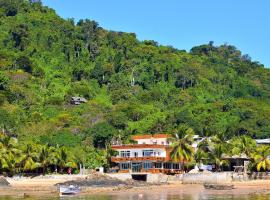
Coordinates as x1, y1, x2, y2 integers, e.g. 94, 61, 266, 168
56, 146, 77, 174
0, 150, 13, 173
230, 135, 256, 157
208, 144, 229, 172
38, 144, 52, 174
194, 149, 208, 166
0, 133, 20, 174
19, 143, 40, 172
251, 145, 270, 172
195, 137, 212, 164
169, 125, 195, 170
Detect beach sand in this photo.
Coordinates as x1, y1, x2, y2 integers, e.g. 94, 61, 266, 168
1, 177, 270, 198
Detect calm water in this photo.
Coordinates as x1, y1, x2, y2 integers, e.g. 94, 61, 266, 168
1, 193, 270, 200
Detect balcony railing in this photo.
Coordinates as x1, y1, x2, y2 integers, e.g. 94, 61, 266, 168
111, 144, 171, 149
111, 156, 165, 162
111, 168, 183, 174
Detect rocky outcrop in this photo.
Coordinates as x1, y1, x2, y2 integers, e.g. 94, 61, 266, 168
0, 177, 10, 187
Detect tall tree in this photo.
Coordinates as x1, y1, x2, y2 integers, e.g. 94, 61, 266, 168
251, 145, 270, 172
169, 125, 195, 170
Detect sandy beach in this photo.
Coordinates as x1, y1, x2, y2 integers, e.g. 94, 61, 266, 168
1, 176, 270, 198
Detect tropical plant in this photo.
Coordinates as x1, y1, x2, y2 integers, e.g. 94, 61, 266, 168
230, 135, 256, 157
169, 125, 195, 170
19, 143, 40, 172
56, 146, 77, 173
0, 133, 20, 174
38, 144, 53, 174
251, 145, 270, 172
195, 137, 212, 164
208, 144, 229, 172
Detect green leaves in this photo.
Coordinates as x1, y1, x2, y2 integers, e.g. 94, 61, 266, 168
230, 135, 256, 157
251, 145, 270, 172
0, 133, 79, 175
170, 125, 195, 164
0, 72, 9, 90
0, 0, 268, 175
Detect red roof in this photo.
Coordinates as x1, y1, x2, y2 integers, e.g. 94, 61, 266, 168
132, 134, 171, 140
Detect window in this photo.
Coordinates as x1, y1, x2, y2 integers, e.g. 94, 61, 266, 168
120, 163, 130, 170
134, 152, 138, 157
143, 162, 152, 169
120, 151, 130, 157
173, 163, 180, 169
155, 163, 162, 169
143, 150, 153, 157
164, 163, 172, 169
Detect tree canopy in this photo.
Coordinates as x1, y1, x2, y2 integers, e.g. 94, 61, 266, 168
0, 0, 269, 169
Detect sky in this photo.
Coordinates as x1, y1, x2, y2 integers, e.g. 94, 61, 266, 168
43, 0, 269, 67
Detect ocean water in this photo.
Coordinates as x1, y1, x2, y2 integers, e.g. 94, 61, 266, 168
0, 193, 270, 200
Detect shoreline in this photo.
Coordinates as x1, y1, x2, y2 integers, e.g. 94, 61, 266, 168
1, 177, 270, 198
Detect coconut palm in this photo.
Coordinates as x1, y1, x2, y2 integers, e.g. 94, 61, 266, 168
56, 146, 77, 173
0, 134, 19, 154
0, 150, 13, 172
169, 125, 195, 170
19, 143, 40, 172
38, 144, 53, 174
251, 145, 270, 172
195, 137, 212, 164
194, 149, 208, 165
0, 133, 20, 174
230, 135, 256, 157
208, 144, 229, 172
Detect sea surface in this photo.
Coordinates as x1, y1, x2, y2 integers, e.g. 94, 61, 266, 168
0, 193, 270, 200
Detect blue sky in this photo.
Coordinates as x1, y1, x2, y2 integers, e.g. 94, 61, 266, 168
43, 0, 269, 67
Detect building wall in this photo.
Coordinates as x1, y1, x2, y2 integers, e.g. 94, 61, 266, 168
136, 138, 171, 145
106, 173, 183, 183
182, 172, 233, 184
116, 148, 166, 158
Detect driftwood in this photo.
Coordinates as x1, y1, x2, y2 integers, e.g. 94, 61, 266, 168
204, 183, 234, 190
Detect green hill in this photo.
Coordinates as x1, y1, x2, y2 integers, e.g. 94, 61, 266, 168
0, 0, 269, 154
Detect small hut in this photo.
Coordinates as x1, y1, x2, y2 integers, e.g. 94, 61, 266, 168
70, 97, 87, 105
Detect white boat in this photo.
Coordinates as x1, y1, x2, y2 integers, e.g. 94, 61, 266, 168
59, 185, 81, 196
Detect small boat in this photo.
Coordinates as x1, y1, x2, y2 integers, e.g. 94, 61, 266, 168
59, 185, 81, 196
204, 183, 234, 190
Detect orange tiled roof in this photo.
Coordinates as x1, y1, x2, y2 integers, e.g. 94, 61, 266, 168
132, 134, 171, 140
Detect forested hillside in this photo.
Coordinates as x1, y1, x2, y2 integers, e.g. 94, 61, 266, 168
0, 0, 269, 168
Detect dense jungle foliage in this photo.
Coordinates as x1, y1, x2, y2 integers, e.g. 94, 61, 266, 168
0, 0, 269, 170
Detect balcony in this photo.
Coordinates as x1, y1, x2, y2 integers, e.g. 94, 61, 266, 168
111, 156, 165, 162
111, 144, 170, 150
111, 168, 183, 174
